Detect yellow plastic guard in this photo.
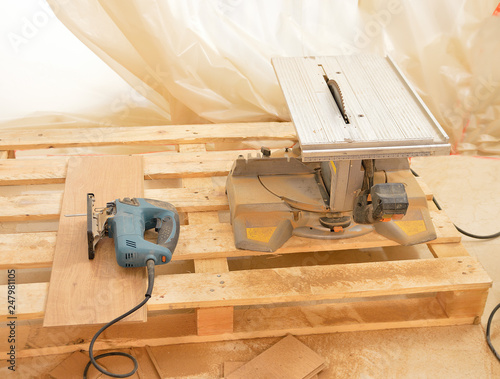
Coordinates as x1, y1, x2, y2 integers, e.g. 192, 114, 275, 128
246, 227, 277, 243
394, 220, 426, 236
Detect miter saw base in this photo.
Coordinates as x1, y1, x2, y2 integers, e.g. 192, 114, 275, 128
226, 151, 436, 252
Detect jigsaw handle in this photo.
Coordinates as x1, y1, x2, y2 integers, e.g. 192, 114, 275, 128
144, 199, 180, 255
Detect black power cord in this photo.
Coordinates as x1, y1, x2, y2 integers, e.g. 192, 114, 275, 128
410, 168, 500, 239
83, 259, 156, 378
411, 168, 500, 361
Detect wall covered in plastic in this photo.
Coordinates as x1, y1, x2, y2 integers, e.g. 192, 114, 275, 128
2, 0, 500, 155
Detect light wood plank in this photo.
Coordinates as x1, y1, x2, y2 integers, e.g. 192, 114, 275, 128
188, 207, 233, 336
0, 205, 461, 269
178, 143, 207, 153
0, 297, 478, 357
0, 122, 295, 150
0, 282, 47, 320
0, 158, 67, 185
0, 187, 227, 221
0, 151, 8, 159
43, 156, 146, 327
428, 242, 469, 258
0, 232, 56, 269
0, 150, 252, 186
226, 335, 325, 379
148, 256, 491, 310
4, 257, 490, 321
224, 362, 246, 376
0, 192, 62, 221
437, 289, 489, 319
194, 258, 229, 273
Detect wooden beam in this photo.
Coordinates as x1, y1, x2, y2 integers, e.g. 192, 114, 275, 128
0, 187, 227, 221
0, 150, 254, 186
437, 289, 489, 320
0, 232, 56, 268
2, 256, 490, 321
151, 256, 491, 311
0, 204, 461, 270
428, 242, 469, 258
0, 122, 295, 150
0, 296, 479, 359
43, 156, 146, 327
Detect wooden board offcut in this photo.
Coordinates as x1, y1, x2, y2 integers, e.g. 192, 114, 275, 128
43, 156, 146, 327
225, 335, 326, 379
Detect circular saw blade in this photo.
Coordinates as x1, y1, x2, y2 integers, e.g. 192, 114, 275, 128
326, 79, 349, 124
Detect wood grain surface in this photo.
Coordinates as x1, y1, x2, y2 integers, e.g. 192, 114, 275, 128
43, 156, 146, 327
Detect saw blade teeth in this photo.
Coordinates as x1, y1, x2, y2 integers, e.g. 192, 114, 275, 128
329, 80, 346, 116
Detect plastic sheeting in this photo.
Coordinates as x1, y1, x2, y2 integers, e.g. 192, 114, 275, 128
3, 0, 500, 155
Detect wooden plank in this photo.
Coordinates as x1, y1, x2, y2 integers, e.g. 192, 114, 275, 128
0, 187, 227, 221
0, 192, 62, 221
194, 258, 228, 273
4, 257, 491, 321
0, 232, 56, 269
0, 151, 8, 159
0, 122, 295, 150
0, 205, 461, 269
224, 362, 246, 376
225, 335, 326, 379
0, 150, 252, 186
43, 156, 146, 327
188, 207, 234, 336
0, 158, 67, 185
0, 282, 47, 320
428, 242, 469, 258
0, 296, 478, 357
437, 289, 489, 320
148, 256, 491, 310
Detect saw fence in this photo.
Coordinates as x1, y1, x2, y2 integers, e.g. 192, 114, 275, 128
0, 122, 492, 359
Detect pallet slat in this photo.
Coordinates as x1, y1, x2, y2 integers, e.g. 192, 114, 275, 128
0, 122, 295, 150
0, 187, 227, 221
149, 256, 490, 310
0, 152, 240, 186
0, 206, 460, 269
0, 297, 472, 359
0, 176, 436, 221
0, 256, 490, 321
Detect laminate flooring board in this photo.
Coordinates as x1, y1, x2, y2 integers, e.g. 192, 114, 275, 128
43, 156, 145, 327
225, 335, 326, 379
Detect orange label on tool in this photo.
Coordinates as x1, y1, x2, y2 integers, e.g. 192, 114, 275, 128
246, 227, 276, 243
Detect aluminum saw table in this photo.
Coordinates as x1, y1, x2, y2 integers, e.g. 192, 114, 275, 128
272, 54, 450, 161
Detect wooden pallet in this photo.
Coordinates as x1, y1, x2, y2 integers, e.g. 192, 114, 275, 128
0, 122, 492, 359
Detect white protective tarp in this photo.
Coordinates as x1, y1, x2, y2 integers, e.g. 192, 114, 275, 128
2, 0, 500, 155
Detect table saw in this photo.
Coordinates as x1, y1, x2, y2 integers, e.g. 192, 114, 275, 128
226, 54, 450, 252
